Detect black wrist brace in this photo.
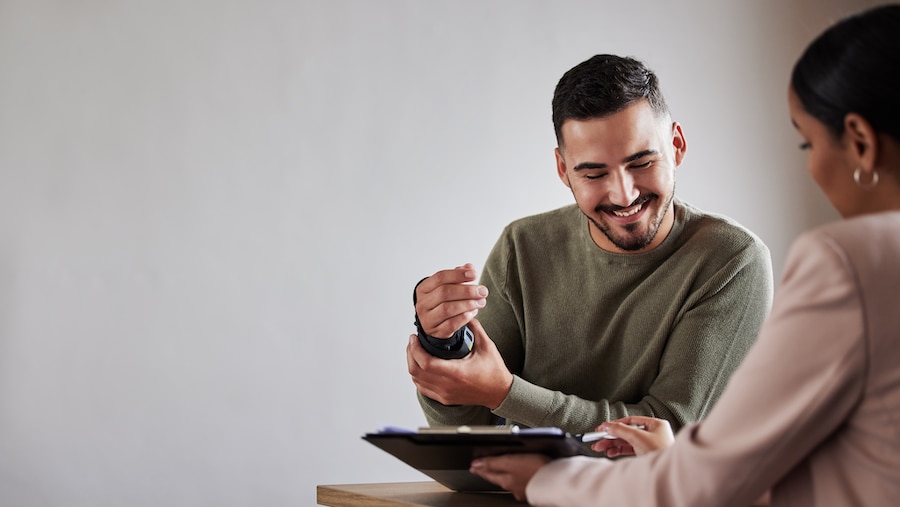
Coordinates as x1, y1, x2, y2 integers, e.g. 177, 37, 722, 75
413, 277, 474, 359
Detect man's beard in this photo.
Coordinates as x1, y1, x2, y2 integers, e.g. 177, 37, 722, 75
587, 191, 674, 251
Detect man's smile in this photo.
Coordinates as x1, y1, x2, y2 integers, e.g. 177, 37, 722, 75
612, 204, 642, 218
599, 196, 654, 223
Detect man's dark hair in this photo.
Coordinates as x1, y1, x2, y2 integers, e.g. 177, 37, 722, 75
791, 4, 900, 141
552, 54, 669, 146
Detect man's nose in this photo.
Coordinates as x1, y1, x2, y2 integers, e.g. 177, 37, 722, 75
607, 170, 640, 207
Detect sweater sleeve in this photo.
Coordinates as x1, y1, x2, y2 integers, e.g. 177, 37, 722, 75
525, 230, 865, 506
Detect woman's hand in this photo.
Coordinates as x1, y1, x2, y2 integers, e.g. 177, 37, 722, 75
591, 416, 675, 457
469, 453, 551, 502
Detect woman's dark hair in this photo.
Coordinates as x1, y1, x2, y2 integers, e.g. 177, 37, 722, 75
552, 54, 669, 146
791, 4, 900, 140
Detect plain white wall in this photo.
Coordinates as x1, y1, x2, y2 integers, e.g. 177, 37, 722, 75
0, 0, 882, 505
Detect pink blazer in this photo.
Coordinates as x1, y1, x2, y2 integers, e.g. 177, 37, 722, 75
527, 211, 900, 506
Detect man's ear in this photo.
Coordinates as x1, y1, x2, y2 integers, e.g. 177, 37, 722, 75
671, 122, 687, 167
844, 113, 878, 170
555, 147, 572, 188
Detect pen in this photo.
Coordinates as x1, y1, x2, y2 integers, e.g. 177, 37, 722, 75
580, 424, 647, 443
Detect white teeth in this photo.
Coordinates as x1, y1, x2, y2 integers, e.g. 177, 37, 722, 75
613, 205, 641, 217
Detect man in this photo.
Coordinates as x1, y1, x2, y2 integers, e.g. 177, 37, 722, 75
406, 54, 773, 434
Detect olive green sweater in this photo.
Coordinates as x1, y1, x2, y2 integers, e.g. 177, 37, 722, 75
418, 200, 773, 434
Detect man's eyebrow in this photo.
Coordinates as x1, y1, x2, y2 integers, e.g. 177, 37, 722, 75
573, 162, 607, 171
622, 149, 657, 163
572, 150, 658, 171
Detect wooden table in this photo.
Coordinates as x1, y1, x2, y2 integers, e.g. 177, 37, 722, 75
317, 481, 526, 507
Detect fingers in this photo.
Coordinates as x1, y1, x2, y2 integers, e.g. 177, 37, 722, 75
601, 415, 663, 429
406, 334, 464, 404
417, 264, 480, 296
469, 454, 548, 502
431, 263, 478, 285
406, 335, 427, 392
406, 334, 423, 375
406, 335, 437, 393
591, 417, 675, 456
589, 425, 639, 456
414, 265, 488, 337
594, 416, 671, 439
598, 443, 636, 458
470, 454, 544, 476
608, 417, 674, 444
592, 437, 639, 456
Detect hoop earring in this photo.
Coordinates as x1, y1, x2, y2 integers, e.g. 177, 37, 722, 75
853, 167, 879, 190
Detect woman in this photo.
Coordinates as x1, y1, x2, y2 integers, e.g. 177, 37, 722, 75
469, 4, 900, 505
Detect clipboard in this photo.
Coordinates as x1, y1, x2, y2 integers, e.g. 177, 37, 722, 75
363, 426, 601, 492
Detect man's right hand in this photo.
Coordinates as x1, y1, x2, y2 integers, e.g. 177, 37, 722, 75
414, 263, 488, 338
